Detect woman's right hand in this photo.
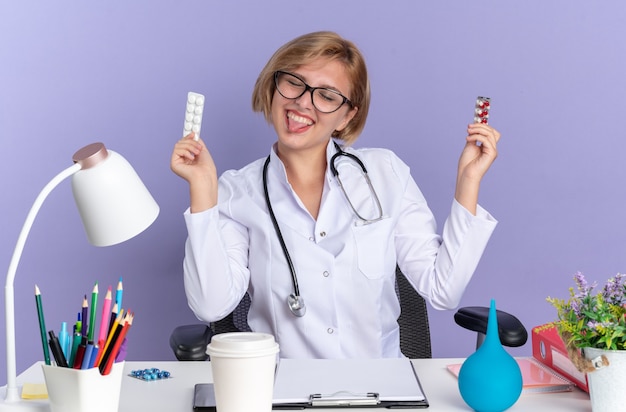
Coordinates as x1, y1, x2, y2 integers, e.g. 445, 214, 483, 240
170, 132, 219, 212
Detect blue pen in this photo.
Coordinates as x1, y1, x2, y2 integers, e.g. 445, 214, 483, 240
81, 342, 94, 369
88, 344, 100, 368
59, 322, 69, 360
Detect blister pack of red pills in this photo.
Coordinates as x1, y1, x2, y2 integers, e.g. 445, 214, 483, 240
474, 96, 491, 124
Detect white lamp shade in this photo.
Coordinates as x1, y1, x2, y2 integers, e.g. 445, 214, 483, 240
71, 146, 159, 247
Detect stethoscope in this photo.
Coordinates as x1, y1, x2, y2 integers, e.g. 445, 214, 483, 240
262, 141, 383, 317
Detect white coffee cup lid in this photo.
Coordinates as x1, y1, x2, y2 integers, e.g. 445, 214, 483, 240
206, 332, 279, 358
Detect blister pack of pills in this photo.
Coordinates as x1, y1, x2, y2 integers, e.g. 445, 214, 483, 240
129, 367, 172, 381
183, 92, 205, 141
474, 96, 491, 124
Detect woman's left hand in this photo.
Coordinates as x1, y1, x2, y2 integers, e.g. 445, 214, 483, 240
454, 123, 501, 214
458, 123, 501, 181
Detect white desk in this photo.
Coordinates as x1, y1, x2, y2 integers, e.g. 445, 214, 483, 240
1, 358, 591, 411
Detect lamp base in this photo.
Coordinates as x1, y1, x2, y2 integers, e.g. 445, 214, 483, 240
0, 387, 50, 411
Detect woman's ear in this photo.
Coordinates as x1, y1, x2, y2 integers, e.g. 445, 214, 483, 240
336, 106, 358, 132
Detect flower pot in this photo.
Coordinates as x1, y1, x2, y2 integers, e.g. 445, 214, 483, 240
583, 347, 626, 412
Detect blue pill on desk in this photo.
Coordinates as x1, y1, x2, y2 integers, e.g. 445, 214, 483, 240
129, 368, 172, 381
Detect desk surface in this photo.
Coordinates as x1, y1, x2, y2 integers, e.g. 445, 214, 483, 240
1, 358, 591, 411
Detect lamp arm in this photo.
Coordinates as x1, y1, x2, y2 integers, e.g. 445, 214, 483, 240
4, 163, 81, 402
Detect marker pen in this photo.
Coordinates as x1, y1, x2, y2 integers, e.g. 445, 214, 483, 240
68, 332, 81, 367
81, 342, 94, 370
48, 330, 68, 368
88, 344, 100, 368
73, 338, 87, 369
58, 322, 69, 360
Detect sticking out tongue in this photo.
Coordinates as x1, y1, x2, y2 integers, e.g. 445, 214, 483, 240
287, 112, 313, 133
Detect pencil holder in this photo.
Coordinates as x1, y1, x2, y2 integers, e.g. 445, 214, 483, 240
41, 361, 124, 412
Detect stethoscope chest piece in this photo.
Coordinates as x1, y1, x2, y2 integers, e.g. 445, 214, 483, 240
287, 294, 306, 317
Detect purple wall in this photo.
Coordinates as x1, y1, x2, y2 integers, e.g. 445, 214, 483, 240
2, 1, 626, 385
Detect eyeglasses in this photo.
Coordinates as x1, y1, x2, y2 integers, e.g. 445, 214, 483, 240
274, 71, 353, 114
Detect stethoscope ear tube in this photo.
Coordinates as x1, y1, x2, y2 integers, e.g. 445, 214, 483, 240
331, 143, 383, 225
330, 142, 368, 176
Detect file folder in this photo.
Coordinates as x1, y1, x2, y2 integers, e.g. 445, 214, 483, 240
531, 324, 589, 392
446, 357, 574, 394
272, 358, 428, 409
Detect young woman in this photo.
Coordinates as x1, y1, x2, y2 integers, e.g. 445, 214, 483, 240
170, 31, 500, 358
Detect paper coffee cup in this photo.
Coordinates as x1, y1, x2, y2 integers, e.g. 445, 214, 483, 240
206, 332, 279, 412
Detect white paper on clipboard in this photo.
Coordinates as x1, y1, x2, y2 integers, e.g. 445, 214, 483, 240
272, 358, 426, 407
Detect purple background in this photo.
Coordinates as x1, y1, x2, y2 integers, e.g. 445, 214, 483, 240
2, 1, 625, 385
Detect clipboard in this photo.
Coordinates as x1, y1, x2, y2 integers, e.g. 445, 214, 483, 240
272, 358, 429, 409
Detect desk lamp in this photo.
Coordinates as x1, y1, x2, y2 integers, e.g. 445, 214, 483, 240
2, 142, 159, 409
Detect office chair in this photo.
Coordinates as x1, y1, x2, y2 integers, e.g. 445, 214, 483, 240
170, 267, 527, 361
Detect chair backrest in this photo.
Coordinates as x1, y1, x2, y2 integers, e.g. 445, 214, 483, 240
395, 266, 432, 358
210, 266, 432, 358
212, 294, 252, 334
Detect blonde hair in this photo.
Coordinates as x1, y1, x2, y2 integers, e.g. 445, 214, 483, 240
252, 31, 370, 145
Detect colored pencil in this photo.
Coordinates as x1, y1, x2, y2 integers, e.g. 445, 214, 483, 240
97, 309, 124, 368
101, 313, 133, 375
34, 285, 51, 365
97, 287, 112, 352
97, 303, 119, 366
115, 277, 123, 312
81, 295, 88, 337
98, 312, 126, 374
87, 283, 98, 342
107, 303, 119, 336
